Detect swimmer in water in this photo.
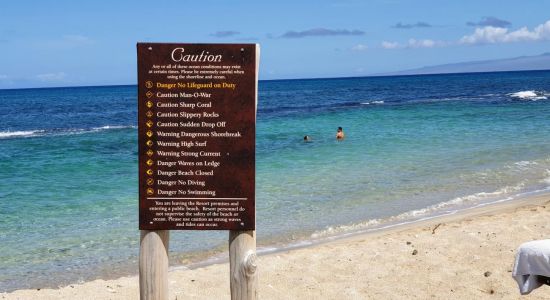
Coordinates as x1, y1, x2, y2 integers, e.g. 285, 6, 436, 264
336, 127, 345, 140
304, 135, 311, 142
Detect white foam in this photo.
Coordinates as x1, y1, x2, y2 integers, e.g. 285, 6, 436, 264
92, 125, 136, 130
514, 161, 539, 170
509, 90, 547, 100
515, 161, 538, 167
311, 218, 381, 239
428, 183, 524, 211
310, 183, 526, 239
0, 130, 44, 139
361, 100, 384, 105
0, 126, 136, 139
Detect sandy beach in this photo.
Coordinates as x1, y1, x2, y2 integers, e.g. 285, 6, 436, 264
1, 193, 549, 299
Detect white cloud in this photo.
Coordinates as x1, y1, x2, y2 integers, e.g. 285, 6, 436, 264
351, 44, 368, 51
381, 39, 443, 49
460, 20, 550, 45
381, 41, 399, 49
280, 28, 365, 38
36, 72, 66, 82
407, 38, 437, 48
380, 19, 550, 50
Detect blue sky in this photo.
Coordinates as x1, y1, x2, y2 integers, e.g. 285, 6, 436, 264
1, 0, 549, 88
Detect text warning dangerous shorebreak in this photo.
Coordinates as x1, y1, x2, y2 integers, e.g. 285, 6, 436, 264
137, 43, 259, 230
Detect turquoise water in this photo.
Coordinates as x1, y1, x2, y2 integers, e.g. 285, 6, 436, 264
1, 71, 550, 291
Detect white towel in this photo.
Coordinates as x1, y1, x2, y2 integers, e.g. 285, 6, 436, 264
513, 239, 550, 295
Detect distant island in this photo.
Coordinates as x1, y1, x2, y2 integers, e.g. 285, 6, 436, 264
376, 52, 550, 76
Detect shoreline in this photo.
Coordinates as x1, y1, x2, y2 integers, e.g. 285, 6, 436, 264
154, 187, 548, 277
183, 188, 550, 270
3, 191, 550, 299
5, 185, 545, 293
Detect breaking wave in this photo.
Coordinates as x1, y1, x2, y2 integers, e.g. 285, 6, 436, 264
0, 125, 136, 140
361, 100, 385, 105
509, 90, 548, 101
0, 130, 45, 139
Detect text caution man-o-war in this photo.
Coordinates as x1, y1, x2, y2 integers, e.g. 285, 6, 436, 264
137, 43, 258, 231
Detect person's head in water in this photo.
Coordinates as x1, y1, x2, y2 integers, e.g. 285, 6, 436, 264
304, 135, 310, 141
336, 127, 345, 140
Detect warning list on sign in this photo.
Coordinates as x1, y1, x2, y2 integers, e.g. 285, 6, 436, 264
137, 43, 258, 230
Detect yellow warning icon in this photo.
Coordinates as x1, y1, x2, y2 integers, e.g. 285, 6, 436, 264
146, 169, 153, 176
146, 188, 154, 196
146, 120, 153, 127
146, 130, 153, 137
147, 178, 154, 185
146, 149, 154, 156
146, 159, 154, 166
145, 81, 153, 88
146, 101, 153, 108
146, 140, 153, 147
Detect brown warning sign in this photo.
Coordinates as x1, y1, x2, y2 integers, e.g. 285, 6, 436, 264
137, 43, 258, 230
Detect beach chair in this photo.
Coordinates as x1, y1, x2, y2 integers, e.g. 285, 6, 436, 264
513, 240, 550, 295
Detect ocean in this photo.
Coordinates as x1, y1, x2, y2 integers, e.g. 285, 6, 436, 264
1, 70, 550, 292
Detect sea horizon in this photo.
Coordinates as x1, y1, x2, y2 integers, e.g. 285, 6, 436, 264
2, 68, 550, 91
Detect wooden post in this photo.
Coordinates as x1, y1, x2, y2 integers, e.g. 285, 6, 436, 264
140, 230, 170, 300
229, 230, 258, 300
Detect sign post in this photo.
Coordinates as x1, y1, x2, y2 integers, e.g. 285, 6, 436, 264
229, 230, 257, 299
139, 230, 169, 300
137, 43, 259, 300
